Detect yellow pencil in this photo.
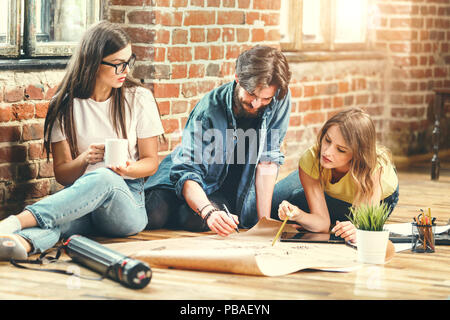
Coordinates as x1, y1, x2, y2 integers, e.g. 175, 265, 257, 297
272, 216, 289, 246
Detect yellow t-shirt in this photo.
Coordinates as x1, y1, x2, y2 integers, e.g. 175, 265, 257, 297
298, 146, 398, 204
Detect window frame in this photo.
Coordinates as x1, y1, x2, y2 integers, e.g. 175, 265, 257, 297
24, 0, 102, 57
0, 0, 21, 57
0, 0, 102, 59
281, 0, 373, 52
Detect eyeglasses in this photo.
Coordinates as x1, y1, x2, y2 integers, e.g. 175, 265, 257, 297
101, 53, 136, 75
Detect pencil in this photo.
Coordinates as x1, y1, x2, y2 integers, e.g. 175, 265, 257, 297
222, 204, 239, 233
272, 216, 289, 246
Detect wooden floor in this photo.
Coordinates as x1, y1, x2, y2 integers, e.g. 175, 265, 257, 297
0, 158, 449, 301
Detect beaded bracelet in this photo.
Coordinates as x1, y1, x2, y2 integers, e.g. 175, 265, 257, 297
197, 203, 213, 216
202, 207, 219, 227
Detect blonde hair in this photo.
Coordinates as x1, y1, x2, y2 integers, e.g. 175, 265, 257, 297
315, 108, 391, 205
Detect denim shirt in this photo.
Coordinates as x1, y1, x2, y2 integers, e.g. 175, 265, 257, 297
145, 81, 291, 227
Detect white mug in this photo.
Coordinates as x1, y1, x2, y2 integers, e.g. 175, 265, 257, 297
104, 138, 128, 167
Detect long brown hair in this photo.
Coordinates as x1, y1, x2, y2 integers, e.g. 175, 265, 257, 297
315, 108, 391, 205
43, 21, 142, 160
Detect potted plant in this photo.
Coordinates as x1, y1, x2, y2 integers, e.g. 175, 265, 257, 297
348, 203, 391, 264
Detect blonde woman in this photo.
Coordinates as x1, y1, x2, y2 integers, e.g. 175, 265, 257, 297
271, 108, 399, 243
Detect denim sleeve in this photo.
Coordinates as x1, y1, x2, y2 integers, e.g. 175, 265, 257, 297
260, 89, 292, 165
169, 115, 211, 199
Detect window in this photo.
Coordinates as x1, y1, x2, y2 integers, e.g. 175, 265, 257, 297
0, 0, 101, 58
280, 0, 371, 52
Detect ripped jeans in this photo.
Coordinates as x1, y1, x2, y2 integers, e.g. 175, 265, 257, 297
17, 168, 147, 254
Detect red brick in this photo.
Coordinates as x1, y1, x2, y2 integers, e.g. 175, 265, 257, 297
245, 12, 259, 25
265, 29, 280, 41
157, 101, 171, 116
172, 0, 188, 7
217, 11, 245, 25
181, 82, 198, 98
155, 11, 182, 26
172, 29, 188, 44
195, 46, 210, 60
226, 45, 241, 59
333, 96, 344, 108
184, 11, 215, 26
35, 102, 49, 118
109, 9, 125, 23
162, 119, 179, 133
124, 27, 156, 43
311, 99, 322, 110
190, 0, 204, 6
303, 112, 325, 125
12, 103, 34, 120
189, 64, 205, 78
222, 28, 235, 42
0, 164, 14, 181
303, 85, 315, 97
4, 87, 24, 103
207, 0, 220, 7
127, 11, 155, 24
172, 101, 188, 114
171, 64, 188, 79
153, 83, 180, 98
253, 0, 280, 10
238, 0, 250, 8
236, 28, 249, 42
224, 0, 237, 7
220, 61, 236, 77
22, 123, 44, 141
338, 82, 349, 93
132, 45, 154, 61
261, 13, 279, 26
251, 29, 265, 42
376, 30, 418, 41
28, 143, 46, 160
17, 163, 38, 181
190, 28, 205, 42
289, 115, 301, 127
210, 45, 224, 60
167, 47, 193, 62
0, 145, 27, 163
153, 47, 166, 61
155, 30, 170, 44
38, 161, 54, 178
207, 28, 221, 42
25, 84, 44, 100
44, 86, 58, 100
0, 126, 21, 142
0, 106, 14, 122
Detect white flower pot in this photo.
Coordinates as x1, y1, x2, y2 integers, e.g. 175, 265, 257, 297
356, 229, 389, 264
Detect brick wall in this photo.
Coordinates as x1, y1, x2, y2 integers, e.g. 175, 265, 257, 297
0, 0, 449, 217
0, 71, 64, 216
374, 0, 450, 155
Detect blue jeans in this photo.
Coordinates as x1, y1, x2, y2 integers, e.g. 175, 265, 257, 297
17, 168, 147, 254
271, 170, 399, 224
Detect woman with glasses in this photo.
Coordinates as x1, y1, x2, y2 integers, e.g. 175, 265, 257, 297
0, 21, 164, 261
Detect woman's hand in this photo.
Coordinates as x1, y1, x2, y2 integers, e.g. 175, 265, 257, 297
278, 200, 301, 221
84, 143, 105, 165
331, 220, 356, 243
108, 160, 135, 178
206, 210, 239, 237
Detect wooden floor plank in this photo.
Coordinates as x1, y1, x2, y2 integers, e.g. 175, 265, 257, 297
0, 158, 449, 300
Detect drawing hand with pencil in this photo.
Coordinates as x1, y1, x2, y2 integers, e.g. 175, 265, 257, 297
204, 205, 240, 237
278, 200, 302, 225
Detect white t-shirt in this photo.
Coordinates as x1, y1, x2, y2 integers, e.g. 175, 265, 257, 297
50, 86, 165, 174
